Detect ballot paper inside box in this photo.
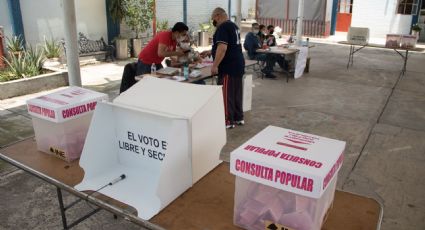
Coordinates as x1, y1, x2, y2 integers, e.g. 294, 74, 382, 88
75, 77, 226, 220
230, 126, 346, 230
26, 87, 108, 162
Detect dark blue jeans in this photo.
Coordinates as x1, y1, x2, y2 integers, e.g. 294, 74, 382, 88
254, 53, 288, 75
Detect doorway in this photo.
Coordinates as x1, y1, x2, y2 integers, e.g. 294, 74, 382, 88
336, 0, 353, 32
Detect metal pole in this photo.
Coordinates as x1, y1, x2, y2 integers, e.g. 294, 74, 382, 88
236, 0, 242, 27
296, 0, 304, 46
62, 0, 82, 87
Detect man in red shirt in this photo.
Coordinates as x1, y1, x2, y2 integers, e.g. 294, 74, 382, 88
120, 22, 189, 93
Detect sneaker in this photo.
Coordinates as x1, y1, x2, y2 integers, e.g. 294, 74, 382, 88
226, 121, 235, 129
235, 120, 245, 126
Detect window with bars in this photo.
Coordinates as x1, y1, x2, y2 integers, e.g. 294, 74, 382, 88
397, 0, 419, 15
338, 0, 353, 14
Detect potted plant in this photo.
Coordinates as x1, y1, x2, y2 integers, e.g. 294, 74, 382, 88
123, 0, 154, 57
198, 21, 214, 46
109, 0, 128, 59
156, 20, 169, 32
412, 24, 422, 40
6, 35, 24, 57
43, 38, 62, 67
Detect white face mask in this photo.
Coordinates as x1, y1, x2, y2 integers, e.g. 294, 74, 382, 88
253, 29, 259, 34
178, 35, 187, 42
180, 42, 191, 50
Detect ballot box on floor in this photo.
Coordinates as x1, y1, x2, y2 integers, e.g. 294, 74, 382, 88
26, 87, 108, 162
75, 76, 226, 220
230, 126, 346, 230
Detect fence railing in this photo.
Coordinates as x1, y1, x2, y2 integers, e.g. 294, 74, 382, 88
256, 18, 330, 38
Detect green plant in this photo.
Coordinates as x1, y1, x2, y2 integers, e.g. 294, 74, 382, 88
26, 45, 46, 73
199, 22, 211, 32
0, 68, 18, 82
123, 0, 154, 38
199, 20, 215, 34
156, 20, 169, 32
6, 35, 24, 53
412, 24, 421, 32
2, 45, 45, 80
3, 54, 28, 79
109, 0, 125, 24
43, 38, 62, 59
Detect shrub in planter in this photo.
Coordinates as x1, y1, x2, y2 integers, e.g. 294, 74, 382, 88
157, 20, 169, 32
6, 35, 25, 56
43, 38, 62, 59
1, 45, 46, 81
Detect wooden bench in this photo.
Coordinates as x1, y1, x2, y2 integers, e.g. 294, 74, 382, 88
61, 32, 115, 62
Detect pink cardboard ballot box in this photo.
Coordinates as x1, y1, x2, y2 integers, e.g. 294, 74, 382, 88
230, 126, 345, 230
27, 87, 108, 162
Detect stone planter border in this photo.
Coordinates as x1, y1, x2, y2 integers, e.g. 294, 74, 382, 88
0, 67, 68, 100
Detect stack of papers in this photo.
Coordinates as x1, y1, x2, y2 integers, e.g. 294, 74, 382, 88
164, 76, 186, 82
156, 67, 180, 75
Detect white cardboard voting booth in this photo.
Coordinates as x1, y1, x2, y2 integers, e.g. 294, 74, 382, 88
26, 87, 108, 162
230, 126, 346, 230
75, 76, 226, 219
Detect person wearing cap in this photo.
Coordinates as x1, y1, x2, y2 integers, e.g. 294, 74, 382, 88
200, 7, 245, 129
119, 22, 189, 93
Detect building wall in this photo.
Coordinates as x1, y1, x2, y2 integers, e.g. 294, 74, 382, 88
156, 0, 184, 30
0, 1, 13, 40
351, 0, 412, 38
18, 0, 107, 46
325, 0, 333, 22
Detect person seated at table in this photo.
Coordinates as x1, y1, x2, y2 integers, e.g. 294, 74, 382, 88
257, 24, 267, 44
119, 22, 190, 93
265, 25, 277, 47
243, 23, 278, 78
265, 24, 289, 72
171, 36, 206, 84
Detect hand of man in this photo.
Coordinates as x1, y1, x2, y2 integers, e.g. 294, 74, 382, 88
200, 50, 211, 58
211, 65, 218, 75
175, 50, 185, 57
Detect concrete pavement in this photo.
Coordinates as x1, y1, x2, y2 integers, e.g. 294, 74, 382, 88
1, 42, 425, 229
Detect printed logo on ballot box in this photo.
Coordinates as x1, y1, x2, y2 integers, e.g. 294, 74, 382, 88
118, 130, 168, 161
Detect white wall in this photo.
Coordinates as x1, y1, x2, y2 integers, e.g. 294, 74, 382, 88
325, 0, 333, 22
0, 1, 13, 39
156, 0, 184, 30
351, 0, 412, 38
19, 0, 107, 46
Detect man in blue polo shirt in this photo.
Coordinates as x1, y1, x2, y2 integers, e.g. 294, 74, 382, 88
201, 7, 245, 129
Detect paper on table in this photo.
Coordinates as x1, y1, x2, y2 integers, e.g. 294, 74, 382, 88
164, 76, 186, 82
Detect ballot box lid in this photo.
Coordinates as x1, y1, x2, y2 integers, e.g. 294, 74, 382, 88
26, 86, 108, 123
114, 76, 222, 118
230, 126, 346, 198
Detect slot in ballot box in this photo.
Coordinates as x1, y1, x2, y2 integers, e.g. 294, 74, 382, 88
230, 126, 346, 230
26, 87, 108, 162
75, 76, 226, 220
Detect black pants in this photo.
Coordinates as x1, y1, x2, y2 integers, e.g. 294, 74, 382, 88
217, 73, 244, 124
119, 60, 163, 93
